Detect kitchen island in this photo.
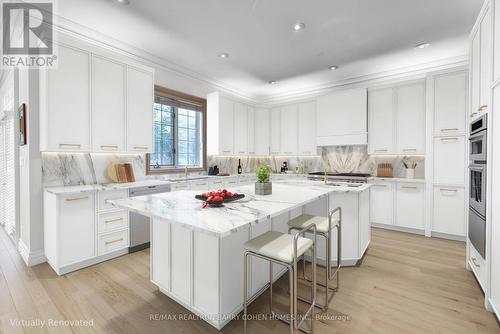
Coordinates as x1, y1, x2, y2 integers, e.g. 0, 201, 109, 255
109, 180, 371, 329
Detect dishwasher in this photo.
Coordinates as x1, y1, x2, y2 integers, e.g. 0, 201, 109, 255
129, 184, 171, 253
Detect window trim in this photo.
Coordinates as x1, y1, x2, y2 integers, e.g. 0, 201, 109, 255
146, 85, 207, 175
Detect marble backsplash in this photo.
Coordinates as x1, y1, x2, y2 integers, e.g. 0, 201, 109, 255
208, 146, 425, 179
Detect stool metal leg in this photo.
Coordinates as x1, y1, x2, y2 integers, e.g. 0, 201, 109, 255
243, 251, 249, 334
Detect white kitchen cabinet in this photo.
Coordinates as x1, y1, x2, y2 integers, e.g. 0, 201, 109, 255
190, 180, 209, 191
247, 107, 255, 155
368, 88, 395, 154
432, 186, 465, 236
207, 93, 234, 155
92, 55, 126, 152
233, 102, 248, 155
471, 29, 481, 118
40, 44, 91, 151
433, 72, 467, 136
480, 8, 492, 110
126, 66, 154, 153
170, 181, 190, 191
395, 182, 425, 230
270, 108, 281, 155
254, 108, 270, 155
396, 82, 426, 155
369, 181, 394, 225
316, 88, 367, 146
495, 0, 500, 82
280, 104, 298, 155
298, 101, 317, 155
433, 136, 466, 185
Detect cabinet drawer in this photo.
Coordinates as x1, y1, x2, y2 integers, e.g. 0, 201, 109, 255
170, 182, 190, 191
224, 178, 238, 187
190, 180, 209, 191
433, 137, 465, 185
469, 242, 486, 291
98, 210, 128, 234
98, 230, 129, 256
208, 179, 224, 189
369, 182, 394, 225
432, 187, 465, 236
395, 183, 425, 229
98, 189, 128, 211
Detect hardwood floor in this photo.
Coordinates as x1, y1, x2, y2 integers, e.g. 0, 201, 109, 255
0, 228, 498, 334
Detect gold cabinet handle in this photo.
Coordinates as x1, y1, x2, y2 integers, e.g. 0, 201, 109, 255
105, 238, 124, 246
478, 105, 488, 112
195, 183, 207, 186
372, 184, 388, 188
105, 218, 124, 224
100, 145, 118, 150
374, 149, 388, 152
471, 257, 480, 268
440, 188, 458, 192
133, 146, 149, 150
59, 143, 81, 148
402, 148, 417, 152
440, 128, 459, 132
470, 112, 478, 117
401, 186, 418, 189
65, 196, 88, 202
440, 137, 459, 142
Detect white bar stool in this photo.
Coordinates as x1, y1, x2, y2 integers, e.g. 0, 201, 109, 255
243, 224, 317, 334
287, 207, 341, 310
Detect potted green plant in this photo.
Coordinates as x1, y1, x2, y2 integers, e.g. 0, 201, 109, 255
255, 164, 272, 195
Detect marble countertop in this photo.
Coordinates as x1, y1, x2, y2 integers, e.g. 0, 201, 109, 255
44, 179, 172, 195
368, 177, 425, 184
108, 180, 371, 237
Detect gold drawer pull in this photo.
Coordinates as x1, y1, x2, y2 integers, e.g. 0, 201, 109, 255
195, 183, 207, 186
440, 188, 457, 192
101, 145, 118, 150
105, 218, 124, 224
402, 148, 417, 152
478, 105, 488, 112
133, 146, 148, 150
401, 186, 418, 189
440, 128, 459, 132
65, 196, 88, 202
59, 143, 81, 148
470, 112, 478, 117
374, 149, 388, 152
440, 137, 459, 142
372, 184, 387, 188
105, 238, 124, 246
471, 257, 480, 268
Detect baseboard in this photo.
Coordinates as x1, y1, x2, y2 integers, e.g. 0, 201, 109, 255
488, 298, 500, 324
128, 242, 150, 253
371, 223, 425, 236
18, 240, 46, 267
431, 231, 466, 242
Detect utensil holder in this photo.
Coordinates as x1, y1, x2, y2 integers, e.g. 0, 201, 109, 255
405, 168, 415, 179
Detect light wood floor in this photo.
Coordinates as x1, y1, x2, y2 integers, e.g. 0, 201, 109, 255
0, 228, 499, 334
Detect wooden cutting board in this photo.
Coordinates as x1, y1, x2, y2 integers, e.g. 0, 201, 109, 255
106, 163, 135, 183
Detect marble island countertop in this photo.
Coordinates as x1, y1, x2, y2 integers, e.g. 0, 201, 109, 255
108, 180, 371, 237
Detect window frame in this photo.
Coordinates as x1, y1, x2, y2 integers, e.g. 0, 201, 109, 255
146, 85, 207, 175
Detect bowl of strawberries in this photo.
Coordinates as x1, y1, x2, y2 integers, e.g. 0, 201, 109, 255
195, 189, 245, 208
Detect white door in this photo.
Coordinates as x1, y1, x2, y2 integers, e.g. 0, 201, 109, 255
396, 83, 426, 154
395, 183, 425, 229
270, 108, 281, 155
433, 72, 467, 136
233, 102, 248, 155
298, 101, 316, 155
126, 66, 153, 152
432, 187, 465, 236
59, 193, 96, 266
218, 97, 234, 155
254, 108, 270, 155
433, 136, 466, 185
45, 45, 91, 151
247, 107, 255, 155
368, 88, 395, 154
369, 182, 394, 225
280, 104, 298, 155
92, 56, 126, 152
471, 29, 481, 118
480, 8, 491, 110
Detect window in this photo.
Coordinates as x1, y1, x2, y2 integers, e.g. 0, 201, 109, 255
147, 86, 206, 174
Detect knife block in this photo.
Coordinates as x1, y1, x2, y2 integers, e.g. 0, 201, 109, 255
377, 163, 393, 177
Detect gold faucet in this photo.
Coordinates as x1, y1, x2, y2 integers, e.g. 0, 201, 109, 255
324, 168, 328, 184
184, 165, 188, 177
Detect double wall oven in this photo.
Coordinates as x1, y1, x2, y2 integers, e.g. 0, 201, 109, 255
468, 115, 487, 258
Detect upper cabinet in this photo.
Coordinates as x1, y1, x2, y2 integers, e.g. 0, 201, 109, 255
298, 101, 317, 155
254, 108, 270, 155
316, 88, 367, 146
207, 93, 234, 155
92, 55, 126, 153
270, 108, 281, 155
495, 0, 500, 82
433, 71, 467, 136
368, 88, 395, 154
280, 104, 298, 155
233, 102, 248, 155
40, 40, 154, 153
247, 107, 256, 155
396, 82, 426, 155
40, 44, 91, 152
471, 29, 481, 117
367, 81, 425, 155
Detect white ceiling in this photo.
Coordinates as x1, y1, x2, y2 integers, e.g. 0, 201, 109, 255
57, 0, 483, 100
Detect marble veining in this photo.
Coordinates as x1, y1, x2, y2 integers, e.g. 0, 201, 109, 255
108, 181, 371, 237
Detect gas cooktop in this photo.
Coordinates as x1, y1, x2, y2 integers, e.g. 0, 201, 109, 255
308, 172, 372, 177
308, 172, 371, 183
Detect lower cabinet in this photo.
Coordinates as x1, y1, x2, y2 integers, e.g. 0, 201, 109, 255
432, 186, 466, 237
369, 181, 394, 225
395, 183, 425, 230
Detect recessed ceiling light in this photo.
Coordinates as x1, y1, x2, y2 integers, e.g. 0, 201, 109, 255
293, 22, 306, 31
269, 80, 278, 85
415, 43, 430, 49
114, 0, 130, 5
328, 65, 339, 70
218, 52, 229, 59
